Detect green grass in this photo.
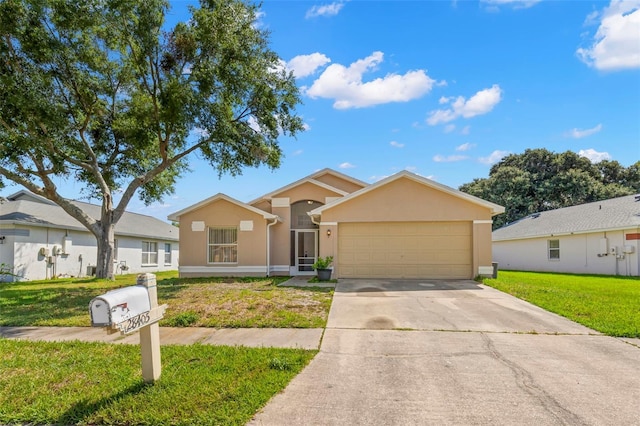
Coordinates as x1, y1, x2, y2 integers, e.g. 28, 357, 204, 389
483, 270, 640, 338
0, 339, 315, 425
0, 272, 333, 328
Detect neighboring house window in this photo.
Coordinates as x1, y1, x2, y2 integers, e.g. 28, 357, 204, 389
208, 227, 237, 263
164, 243, 172, 265
142, 241, 158, 265
548, 239, 560, 260
114, 239, 118, 261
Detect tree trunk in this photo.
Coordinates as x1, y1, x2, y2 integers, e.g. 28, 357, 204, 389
95, 220, 116, 280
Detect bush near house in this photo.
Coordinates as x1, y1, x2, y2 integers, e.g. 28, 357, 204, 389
484, 270, 640, 338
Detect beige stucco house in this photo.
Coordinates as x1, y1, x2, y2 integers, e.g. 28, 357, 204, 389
167, 169, 504, 279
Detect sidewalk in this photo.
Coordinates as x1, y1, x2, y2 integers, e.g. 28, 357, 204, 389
0, 326, 323, 350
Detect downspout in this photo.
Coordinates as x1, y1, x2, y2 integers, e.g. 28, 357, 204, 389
266, 217, 279, 277
309, 213, 320, 226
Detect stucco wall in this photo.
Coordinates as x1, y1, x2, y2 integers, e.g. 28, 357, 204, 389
320, 178, 492, 223
319, 177, 496, 278
493, 229, 640, 276
313, 174, 365, 194
177, 198, 269, 277
0, 225, 178, 282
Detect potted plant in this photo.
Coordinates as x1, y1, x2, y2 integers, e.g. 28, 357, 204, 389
312, 255, 333, 281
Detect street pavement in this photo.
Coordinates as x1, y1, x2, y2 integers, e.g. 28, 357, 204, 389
249, 279, 640, 425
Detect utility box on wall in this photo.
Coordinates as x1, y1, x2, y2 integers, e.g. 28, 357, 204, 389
62, 236, 72, 254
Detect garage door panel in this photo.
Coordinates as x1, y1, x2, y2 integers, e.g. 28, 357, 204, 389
338, 222, 472, 279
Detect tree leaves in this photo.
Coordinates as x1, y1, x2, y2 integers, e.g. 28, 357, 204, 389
0, 0, 304, 278
459, 149, 639, 229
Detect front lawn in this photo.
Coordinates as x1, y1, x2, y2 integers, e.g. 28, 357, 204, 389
0, 272, 333, 328
483, 270, 640, 337
0, 339, 315, 425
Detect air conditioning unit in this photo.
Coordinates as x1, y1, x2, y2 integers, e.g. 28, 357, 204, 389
87, 266, 97, 276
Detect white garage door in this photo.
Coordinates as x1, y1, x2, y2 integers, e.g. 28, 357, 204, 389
338, 222, 472, 279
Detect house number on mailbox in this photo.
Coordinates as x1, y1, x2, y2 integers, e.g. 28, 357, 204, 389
119, 311, 151, 334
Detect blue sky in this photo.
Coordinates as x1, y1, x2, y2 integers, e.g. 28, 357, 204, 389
2, 0, 639, 222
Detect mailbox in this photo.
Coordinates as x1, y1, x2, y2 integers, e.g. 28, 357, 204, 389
89, 285, 151, 327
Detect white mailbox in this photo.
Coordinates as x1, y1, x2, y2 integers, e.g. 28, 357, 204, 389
89, 285, 151, 327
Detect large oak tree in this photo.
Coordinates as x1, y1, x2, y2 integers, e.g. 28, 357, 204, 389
459, 149, 639, 229
0, 0, 304, 278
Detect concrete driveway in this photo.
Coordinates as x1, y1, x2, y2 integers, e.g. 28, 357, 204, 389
250, 280, 640, 425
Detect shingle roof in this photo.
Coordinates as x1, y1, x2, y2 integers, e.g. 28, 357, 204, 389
492, 194, 640, 241
0, 194, 179, 241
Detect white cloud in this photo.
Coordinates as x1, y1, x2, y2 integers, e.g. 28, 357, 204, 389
405, 166, 417, 172
305, 51, 436, 109
433, 154, 468, 163
479, 150, 509, 165
444, 124, 456, 133
426, 84, 502, 125
285, 53, 331, 78
481, 0, 541, 9
339, 162, 356, 169
577, 0, 640, 71
369, 175, 389, 182
460, 125, 471, 135
292, 149, 303, 156
456, 142, 476, 151
566, 123, 603, 139
302, 122, 311, 131
579, 148, 612, 163
390, 141, 404, 148
306, 2, 345, 18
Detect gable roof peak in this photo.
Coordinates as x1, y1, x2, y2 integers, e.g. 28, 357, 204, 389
167, 192, 277, 221
310, 169, 505, 216
248, 168, 368, 205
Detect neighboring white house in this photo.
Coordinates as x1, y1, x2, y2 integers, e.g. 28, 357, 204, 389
0, 191, 179, 282
492, 194, 640, 277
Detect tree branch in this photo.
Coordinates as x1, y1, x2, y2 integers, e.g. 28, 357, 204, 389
0, 165, 100, 236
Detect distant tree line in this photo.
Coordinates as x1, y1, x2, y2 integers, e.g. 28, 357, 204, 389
459, 148, 640, 229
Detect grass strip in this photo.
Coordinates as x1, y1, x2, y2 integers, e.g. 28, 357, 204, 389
0, 272, 333, 328
484, 270, 640, 337
0, 339, 315, 425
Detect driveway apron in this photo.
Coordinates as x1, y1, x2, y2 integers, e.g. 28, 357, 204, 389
249, 279, 640, 425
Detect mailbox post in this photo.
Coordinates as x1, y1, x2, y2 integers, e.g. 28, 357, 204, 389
89, 273, 167, 384
138, 273, 161, 383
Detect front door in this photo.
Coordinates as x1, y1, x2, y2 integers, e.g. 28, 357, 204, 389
295, 230, 317, 275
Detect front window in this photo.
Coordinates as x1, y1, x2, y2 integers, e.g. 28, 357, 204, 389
548, 239, 560, 260
142, 241, 158, 265
164, 243, 172, 265
208, 227, 237, 263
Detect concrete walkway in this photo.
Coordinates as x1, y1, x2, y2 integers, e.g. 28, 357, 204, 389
249, 279, 640, 425
0, 326, 323, 350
